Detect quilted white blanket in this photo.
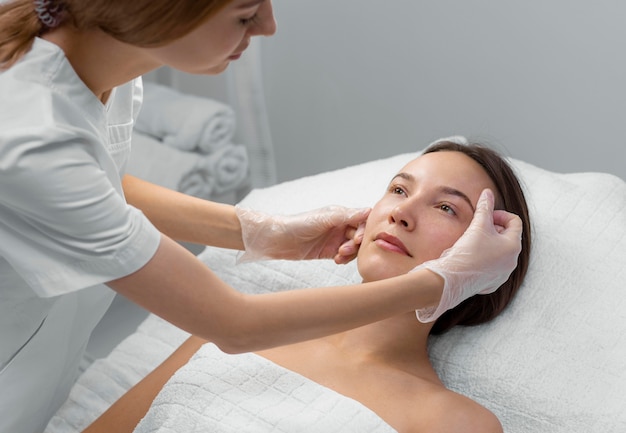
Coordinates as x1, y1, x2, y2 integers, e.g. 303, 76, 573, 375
46, 308, 395, 433
45, 315, 190, 433
134, 343, 395, 433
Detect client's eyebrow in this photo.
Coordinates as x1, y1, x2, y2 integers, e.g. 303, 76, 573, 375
390, 173, 476, 213
439, 186, 476, 213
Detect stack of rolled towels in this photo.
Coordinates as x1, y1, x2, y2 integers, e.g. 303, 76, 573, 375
129, 81, 249, 202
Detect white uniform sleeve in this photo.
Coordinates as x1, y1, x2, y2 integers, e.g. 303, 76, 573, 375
0, 124, 161, 298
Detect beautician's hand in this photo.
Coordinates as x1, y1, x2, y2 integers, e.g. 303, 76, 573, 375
235, 205, 370, 263
413, 189, 523, 323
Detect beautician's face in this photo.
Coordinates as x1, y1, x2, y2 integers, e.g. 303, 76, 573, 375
146, 0, 276, 75
357, 151, 498, 282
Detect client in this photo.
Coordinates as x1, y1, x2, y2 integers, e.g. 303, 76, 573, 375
84, 139, 531, 433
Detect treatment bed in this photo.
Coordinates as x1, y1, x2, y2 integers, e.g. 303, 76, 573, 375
45, 149, 626, 433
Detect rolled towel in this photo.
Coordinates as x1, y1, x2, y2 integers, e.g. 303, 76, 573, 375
136, 81, 236, 154
180, 144, 249, 196
128, 131, 249, 200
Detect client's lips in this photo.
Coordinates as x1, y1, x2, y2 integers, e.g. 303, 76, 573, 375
374, 233, 412, 257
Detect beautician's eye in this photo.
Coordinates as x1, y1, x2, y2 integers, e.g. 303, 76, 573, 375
239, 14, 259, 26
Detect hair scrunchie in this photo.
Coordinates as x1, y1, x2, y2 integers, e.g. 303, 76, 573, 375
34, 0, 65, 28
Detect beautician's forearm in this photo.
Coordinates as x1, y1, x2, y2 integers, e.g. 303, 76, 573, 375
122, 174, 243, 249
227, 271, 443, 352
109, 236, 444, 354
82, 336, 206, 433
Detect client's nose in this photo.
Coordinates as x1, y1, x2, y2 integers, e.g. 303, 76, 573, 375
389, 205, 414, 230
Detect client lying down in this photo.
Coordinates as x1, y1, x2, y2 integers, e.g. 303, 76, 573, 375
84, 139, 531, 433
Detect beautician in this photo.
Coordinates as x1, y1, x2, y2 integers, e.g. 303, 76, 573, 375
0, 1, 524, 432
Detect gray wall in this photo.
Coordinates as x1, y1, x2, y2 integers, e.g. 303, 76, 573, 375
173, 1, 626, 182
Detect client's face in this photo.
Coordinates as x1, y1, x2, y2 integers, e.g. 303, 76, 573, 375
357, 150, 498, 282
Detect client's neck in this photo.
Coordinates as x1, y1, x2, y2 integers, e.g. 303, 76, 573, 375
329, 312, 433, 372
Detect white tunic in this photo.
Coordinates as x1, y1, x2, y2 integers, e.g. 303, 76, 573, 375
0, 38, 161, 433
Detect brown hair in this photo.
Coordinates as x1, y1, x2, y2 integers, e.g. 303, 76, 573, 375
424, 140, 532, 335
0, 0, 233, 69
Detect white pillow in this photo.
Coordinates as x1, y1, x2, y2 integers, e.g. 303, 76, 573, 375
199, 153, 626, 433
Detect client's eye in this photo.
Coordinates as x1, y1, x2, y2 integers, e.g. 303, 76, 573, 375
389, 185, 406, 196
440, 204, 456, 216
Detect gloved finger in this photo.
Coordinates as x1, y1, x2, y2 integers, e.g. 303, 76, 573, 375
493, 209, 523, 240
344, 227, 357, 242
470, 188, 496, 230
337, 238, 357, 256
353, 222, 366, 245
343, 207, 371, 230
334, 239, 358, 264
334, 220, 368, 264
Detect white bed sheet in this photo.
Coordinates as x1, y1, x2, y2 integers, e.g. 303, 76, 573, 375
46, 151, 626, 433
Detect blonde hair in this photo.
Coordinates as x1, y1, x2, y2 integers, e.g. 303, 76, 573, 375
0, 0, 233, 69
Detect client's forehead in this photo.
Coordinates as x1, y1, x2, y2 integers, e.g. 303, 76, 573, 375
397, 151, 497, 204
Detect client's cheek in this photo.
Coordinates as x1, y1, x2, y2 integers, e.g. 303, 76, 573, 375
414, 229, 463, 262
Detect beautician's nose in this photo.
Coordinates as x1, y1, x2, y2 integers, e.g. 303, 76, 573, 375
389, 204, 415, 230
251, 1, 277, 37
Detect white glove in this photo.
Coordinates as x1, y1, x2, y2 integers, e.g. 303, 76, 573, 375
414, 189, 523, 323
235, 205, 370, 263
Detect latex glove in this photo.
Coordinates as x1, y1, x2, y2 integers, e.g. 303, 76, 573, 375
414, 189, 523, 323
334, 221, 367, 264
235, 205, 370, 263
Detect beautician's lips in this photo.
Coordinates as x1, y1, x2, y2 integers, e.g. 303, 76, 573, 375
229, 44, 248, 60
374, 233, 412, 257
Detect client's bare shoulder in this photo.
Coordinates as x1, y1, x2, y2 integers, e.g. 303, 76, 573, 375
257, 341, 502, 433
397, 382, 503, 433
323, 359, 502, 433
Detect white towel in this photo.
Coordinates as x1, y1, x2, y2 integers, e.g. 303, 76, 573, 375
136, 81, 236, 154
44, 316, 190, 433
134, 343, 396, 433
128, 131, 248, 199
